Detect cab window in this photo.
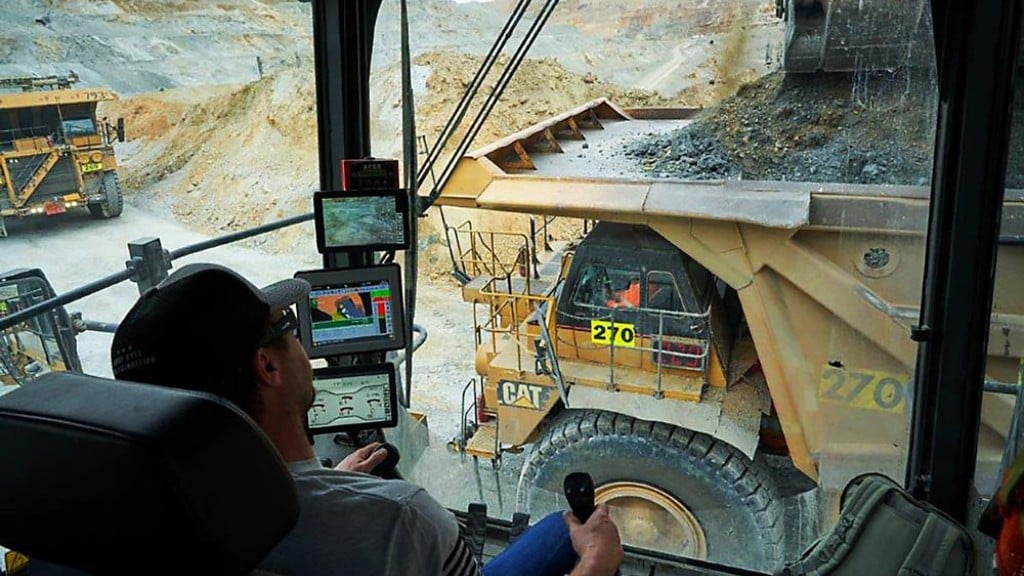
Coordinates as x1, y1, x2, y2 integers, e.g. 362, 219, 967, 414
61, 117, 96, 137
572, 265, 642, 310
646, 270, 684, 312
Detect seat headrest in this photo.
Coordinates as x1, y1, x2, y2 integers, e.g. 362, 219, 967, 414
0, 372, 299, 575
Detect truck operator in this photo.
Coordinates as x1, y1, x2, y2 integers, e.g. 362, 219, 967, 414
110, 263, 623, 576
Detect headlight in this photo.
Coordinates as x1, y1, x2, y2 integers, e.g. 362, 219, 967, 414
90, 151, 103, 163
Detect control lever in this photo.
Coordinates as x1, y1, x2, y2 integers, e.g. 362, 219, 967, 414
564, 472, 621, 576
370, 442, 401, 479
564, 472, 596, 522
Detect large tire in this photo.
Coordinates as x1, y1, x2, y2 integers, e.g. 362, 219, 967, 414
88, 171, 123, 219
517, 410, 784, 572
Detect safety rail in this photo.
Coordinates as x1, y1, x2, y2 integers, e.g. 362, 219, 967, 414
445, 221, 536, 289
569, 303, 713, 394
470, 273, 714, 394
459, 377, 479, 462
526, 216, 592, 281
472, 276, 557, 375
0, 73, 78, 92
457, 376, 501, 464
0, 126, 56, 149
0, 212, 314, 334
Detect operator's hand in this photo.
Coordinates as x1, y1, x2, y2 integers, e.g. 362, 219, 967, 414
334, 442, 388, 474
565, 504, 623, 576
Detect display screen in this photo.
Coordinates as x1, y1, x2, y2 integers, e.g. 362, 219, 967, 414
307, 365, 398, 432
308, 280, 396, 350
295, 265, 406, 357
320, 194, 406, 249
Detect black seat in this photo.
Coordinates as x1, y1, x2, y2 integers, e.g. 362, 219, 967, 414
0, 372, 299, 576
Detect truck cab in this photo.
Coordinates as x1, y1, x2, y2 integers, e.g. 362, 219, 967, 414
0, 73, 125, 236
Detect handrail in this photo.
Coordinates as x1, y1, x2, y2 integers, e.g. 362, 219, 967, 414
0, 211, 315, 333
445, 222, 533, 291
169, 212, 313, 259
471, 273, 713, 394
0, 126, 54, 147
535, 299, 568, 406
459, 377, 479, 462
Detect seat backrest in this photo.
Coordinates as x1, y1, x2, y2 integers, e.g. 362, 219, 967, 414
0, 372, 299, 576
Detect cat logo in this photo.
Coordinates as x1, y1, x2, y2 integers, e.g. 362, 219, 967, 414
498, 380, 551, 411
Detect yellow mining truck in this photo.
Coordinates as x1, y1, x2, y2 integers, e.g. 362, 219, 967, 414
434, 100, 1021, 570
0, 73, 125, 237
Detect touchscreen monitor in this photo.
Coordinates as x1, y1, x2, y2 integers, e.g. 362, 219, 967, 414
314, 189, 410, 253
307, 363, 398, 434
295, 266, 406, 357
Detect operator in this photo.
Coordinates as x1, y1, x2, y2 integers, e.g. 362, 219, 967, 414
605, 276, 641, 309
110, 263, 623, 576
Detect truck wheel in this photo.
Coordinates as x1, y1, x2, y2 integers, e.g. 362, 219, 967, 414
516, 410, 784, 571
88, 172, 123, 219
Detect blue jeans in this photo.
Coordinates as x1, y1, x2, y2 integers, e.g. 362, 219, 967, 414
482, 511, 578, 576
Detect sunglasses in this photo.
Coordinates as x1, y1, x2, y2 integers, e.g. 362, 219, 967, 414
259, 308, 299, 346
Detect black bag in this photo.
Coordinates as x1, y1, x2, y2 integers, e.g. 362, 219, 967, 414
777, 474, 975, 576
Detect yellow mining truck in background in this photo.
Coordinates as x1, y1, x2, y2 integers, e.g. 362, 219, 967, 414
0, 73, 125, 237
434, 100, 1022, 571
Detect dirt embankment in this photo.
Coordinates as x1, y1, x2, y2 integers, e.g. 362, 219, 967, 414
414, 50, 680, 159
624, 70, 942, 186
104, 51, 683, 270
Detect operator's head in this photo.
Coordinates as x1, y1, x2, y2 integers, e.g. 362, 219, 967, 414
111, 263, 311, 419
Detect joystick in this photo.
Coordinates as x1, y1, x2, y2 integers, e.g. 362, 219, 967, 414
370, 442, 401, 478
564, 472, 596, 522
565, 472, 621, 575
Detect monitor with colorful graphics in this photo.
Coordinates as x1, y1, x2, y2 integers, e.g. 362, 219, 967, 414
295, 265, 406, 357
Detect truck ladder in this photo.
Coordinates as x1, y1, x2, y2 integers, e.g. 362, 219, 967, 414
13, 151, 61, 208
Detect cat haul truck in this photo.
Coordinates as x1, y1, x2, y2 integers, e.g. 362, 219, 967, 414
434, 100, 1022, 570
0, 73, 126, 237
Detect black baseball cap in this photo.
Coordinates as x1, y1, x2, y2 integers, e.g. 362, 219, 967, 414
111, 264, 310, 405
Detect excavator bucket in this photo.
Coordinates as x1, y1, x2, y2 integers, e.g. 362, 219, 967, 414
781, 0, 930, 73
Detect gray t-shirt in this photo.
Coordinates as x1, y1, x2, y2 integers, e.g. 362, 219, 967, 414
260, 459, 473, 576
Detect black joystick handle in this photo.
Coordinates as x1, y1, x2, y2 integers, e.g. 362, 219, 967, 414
565, 472, 622, 576
370, 442, 401, 478
564, 472, 596, 522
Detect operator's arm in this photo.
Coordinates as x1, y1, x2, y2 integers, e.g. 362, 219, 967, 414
565, 504, 623, 576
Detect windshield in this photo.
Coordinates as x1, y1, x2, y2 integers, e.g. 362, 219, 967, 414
5, 0, 1003, 574
380, 0, 942, 571
61, 117, 96, 137
0, 276, 68, 387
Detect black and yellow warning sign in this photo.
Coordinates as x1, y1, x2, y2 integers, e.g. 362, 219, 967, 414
590, 319, 636, 347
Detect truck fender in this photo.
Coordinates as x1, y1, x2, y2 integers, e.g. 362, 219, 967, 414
565, 380, 765, 459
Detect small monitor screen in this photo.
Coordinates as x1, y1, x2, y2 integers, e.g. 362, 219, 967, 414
295, 266, 406, 357
314, 189, 410, 253
308, 363, 398, 434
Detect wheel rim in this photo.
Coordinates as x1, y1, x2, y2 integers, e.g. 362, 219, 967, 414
595, 481, 707, 559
